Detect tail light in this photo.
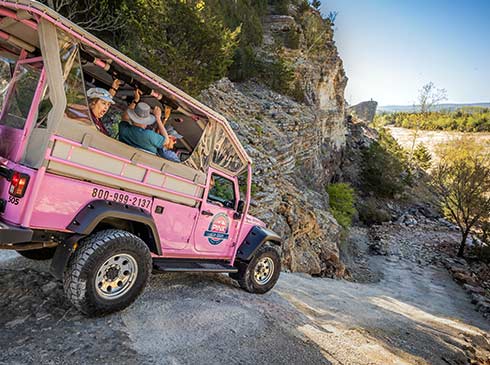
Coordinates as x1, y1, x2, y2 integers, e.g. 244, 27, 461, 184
9, 172, 29, 198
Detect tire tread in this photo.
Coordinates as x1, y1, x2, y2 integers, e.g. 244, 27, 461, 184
63, 229, 151, 316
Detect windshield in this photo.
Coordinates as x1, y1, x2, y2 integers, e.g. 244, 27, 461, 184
0, 57, 42, 130
0, 56, 14, 116
0, 55, 44, 161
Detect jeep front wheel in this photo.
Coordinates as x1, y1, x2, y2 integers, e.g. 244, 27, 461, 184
63, 229, 151, 316
236, 245, 281, 294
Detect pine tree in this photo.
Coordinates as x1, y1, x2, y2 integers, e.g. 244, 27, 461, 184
413, 143, 432, 170
311, 0, 321, 10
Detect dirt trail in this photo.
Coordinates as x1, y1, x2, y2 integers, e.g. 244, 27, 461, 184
1, 227, 489, 364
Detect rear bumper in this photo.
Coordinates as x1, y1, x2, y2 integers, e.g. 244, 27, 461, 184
0, 220, 33, 244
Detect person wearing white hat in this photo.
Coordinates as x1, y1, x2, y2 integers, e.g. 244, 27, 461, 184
118, 102, 170, 154
86, 79, 120, 135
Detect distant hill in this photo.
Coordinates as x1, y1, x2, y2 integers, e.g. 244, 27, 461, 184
378, 102, 490, 114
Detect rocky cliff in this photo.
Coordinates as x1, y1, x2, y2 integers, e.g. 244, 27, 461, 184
200, 5, 348, 277
347, 100, 378, 123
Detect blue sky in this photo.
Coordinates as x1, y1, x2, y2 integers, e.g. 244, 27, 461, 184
320, 0, 490, 106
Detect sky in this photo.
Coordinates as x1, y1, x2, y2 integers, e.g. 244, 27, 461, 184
320, 0, 490, 106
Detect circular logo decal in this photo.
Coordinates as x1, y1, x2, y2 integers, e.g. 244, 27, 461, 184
204, 213, 230, 246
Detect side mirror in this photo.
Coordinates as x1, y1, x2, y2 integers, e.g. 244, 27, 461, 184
234, 200, 245, 220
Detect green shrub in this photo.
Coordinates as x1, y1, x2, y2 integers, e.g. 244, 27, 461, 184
229, 45, 258, 82
289, 80, 306, 103
256, 58, 295, 95
361, 128, 411, 198
284, 29, 301, 49
475, 245, 490, 264
327, 183, 356, 229
413, 143, 432, 170
205, 0, 268, 83
311, 0, 322, 10
297, 0, 311, 14
270, 0, 290, 14
389, 108, 490, 132
358, 199, 391, 225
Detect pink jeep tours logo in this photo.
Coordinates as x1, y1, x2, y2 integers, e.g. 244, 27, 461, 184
204, 213, 230, 245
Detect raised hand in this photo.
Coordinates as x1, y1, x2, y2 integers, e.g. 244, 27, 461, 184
153, 106, 162, 121
111, 78, 121, 90
164, 105, 172, 121
134, 88, 142, 103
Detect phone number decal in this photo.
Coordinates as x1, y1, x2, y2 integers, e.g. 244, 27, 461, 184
91, 188, 151, 209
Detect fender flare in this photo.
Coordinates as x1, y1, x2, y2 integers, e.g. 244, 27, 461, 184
67, 200, 161, 253
50, 200, 161, 279
235, 226, 281, 262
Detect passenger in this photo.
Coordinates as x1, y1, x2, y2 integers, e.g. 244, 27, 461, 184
86, 79, 120, 135
157, 126, 183, 162
118, 102, 170, 154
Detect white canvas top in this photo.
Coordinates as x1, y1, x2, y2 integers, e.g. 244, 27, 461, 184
0, 0, 251, 167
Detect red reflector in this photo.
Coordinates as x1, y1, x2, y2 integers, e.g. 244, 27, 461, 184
9, 172, 29, 198
11, 172, 20, 186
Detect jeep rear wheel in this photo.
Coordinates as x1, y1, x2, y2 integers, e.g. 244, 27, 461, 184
17, 247, 56, 260
63, 229, 151, 316
236, 245, 281, 294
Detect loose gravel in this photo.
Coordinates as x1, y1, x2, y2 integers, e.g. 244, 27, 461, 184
1, 224, 490, 365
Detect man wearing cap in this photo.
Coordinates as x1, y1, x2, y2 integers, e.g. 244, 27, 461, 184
118, 102, 170, 154
157, 125, 183, 162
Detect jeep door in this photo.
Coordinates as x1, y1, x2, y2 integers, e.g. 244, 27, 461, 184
193, 170, 239, 256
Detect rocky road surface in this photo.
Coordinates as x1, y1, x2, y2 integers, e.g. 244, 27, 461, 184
1, 225, 490, 365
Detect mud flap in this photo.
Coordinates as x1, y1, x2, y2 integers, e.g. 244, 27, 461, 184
50, 234, 84, 280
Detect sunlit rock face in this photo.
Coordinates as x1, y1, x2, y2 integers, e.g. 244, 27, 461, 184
347, 100, 378, 123
199, 5, 348, 277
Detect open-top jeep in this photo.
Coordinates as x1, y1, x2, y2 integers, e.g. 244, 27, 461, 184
0, 0, 281, 315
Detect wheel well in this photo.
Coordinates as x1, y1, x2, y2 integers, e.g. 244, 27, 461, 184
93, 218, 159, 255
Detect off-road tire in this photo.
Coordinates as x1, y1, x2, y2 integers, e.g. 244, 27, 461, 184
63, 229, 151, 316
17, 247, 56, 260
236, 244, 281, 294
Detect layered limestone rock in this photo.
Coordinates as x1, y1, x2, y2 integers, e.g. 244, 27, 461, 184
347, 100, 378, 123
199, 5, 348, 276
341, 114, 378, 189
200, 5, 347, 277
261, 6, 348, 186
201, 80, 344, 277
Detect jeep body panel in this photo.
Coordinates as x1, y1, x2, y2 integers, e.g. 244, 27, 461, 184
0, 0, 280, 274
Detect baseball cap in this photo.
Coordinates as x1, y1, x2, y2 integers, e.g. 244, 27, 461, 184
166, 125, 183, 139
86, 87, 115, 104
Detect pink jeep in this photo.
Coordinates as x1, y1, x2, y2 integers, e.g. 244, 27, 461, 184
0, 0, 281, 316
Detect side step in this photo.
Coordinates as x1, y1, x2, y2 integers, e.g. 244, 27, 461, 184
152, 258, 238, 273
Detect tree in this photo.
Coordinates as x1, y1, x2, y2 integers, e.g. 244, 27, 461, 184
409, 82, 447, 161
311, 0, 321, 10
42, 0, 240, 96
327, 183, 356, 229
413, 143, 432, 170
361, 128, 411, 198
42, 0, 123, 33
432, 137, 490, 257
115, 0, 240, 96
326, 11, 338, 25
